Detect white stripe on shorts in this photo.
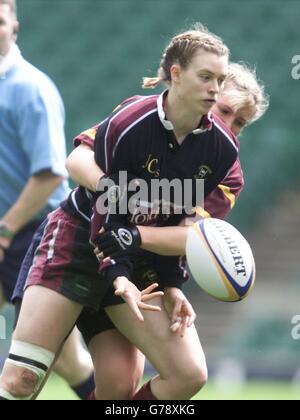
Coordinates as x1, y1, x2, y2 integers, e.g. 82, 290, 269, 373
47, 219, 62, 261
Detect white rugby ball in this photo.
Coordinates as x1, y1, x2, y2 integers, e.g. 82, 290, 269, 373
186, 218, 256, 302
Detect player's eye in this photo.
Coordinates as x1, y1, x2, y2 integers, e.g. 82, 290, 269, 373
199, 74, 211, 82
219, 107, 230, 115
235, 119, 246, 128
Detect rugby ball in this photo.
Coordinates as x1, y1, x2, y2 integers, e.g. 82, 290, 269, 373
186, 218, 256, 302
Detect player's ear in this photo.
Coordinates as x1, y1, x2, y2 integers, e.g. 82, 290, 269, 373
12, 21, 19, 40
170, 64, 181, 84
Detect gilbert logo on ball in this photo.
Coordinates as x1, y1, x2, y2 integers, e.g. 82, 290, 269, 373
186, 218, 256, 302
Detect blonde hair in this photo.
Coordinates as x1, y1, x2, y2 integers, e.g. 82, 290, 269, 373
143, 23, 229, 89
222, 62, 269, 124
0, 0, 17, 16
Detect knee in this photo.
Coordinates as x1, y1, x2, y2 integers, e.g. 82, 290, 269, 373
0, 363, 39, 399
0, 340, 55, 400
95, 365, 142, 400
188, 364, 208, 395
174, 363, 208, 398
107, 379, 138, 400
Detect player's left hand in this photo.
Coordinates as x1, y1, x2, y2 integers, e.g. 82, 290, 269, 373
163, 287, 196, 338
95, 223, 141, 260
113, 278, 164, 321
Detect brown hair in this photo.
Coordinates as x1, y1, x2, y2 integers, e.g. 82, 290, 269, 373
222, 62, 269, 124
0, 0, 17, 16
143, 23, 229, 89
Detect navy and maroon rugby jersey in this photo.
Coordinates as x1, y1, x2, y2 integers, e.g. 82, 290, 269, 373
62, 91, 244, 228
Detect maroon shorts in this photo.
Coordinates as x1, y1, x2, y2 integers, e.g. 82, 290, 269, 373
23, 208, 166, 311
24, 207, 106, 310
23, 207, 186, 342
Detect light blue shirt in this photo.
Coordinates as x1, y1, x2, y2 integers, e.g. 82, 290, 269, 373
0, 50, 70, 221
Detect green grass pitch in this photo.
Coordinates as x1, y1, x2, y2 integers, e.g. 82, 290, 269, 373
37, 373, 300, 400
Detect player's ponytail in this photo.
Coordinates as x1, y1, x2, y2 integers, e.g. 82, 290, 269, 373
142, 77, 162, 89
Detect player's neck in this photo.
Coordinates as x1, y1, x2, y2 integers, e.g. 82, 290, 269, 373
0, 43, 21, 76
165, 91, 204, 143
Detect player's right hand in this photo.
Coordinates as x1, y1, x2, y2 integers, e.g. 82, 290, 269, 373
113, 278, 164, 321
95, 223, 141, 260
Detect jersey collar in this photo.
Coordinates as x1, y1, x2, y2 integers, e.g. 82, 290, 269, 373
157, 90, 213, 135
157, 90, 174, 131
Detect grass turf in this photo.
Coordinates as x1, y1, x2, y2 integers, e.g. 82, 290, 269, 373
37, 373, 300, 400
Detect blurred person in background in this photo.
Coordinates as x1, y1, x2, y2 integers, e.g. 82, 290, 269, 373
0, 0, 95, 399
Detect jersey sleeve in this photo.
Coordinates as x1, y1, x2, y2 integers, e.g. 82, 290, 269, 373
73, 125, 100, 149
74, 96, 142, 152
205, 159, 244, 219
185, 159, 244, 222
17, 77, 68, 178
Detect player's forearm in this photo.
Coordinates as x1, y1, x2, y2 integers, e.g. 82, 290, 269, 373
138, 225, 189, 256
66, 145, 104, 192
2, 172, 64, 233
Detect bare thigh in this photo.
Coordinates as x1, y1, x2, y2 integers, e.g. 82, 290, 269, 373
13, 285, 83, 353
105, 296, 206, 381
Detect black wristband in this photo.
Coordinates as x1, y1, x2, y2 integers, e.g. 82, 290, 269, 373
123, 224, 142, 249
102, 260, 133, 284
162, 280, 184, 290
154, 255, 185, 290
